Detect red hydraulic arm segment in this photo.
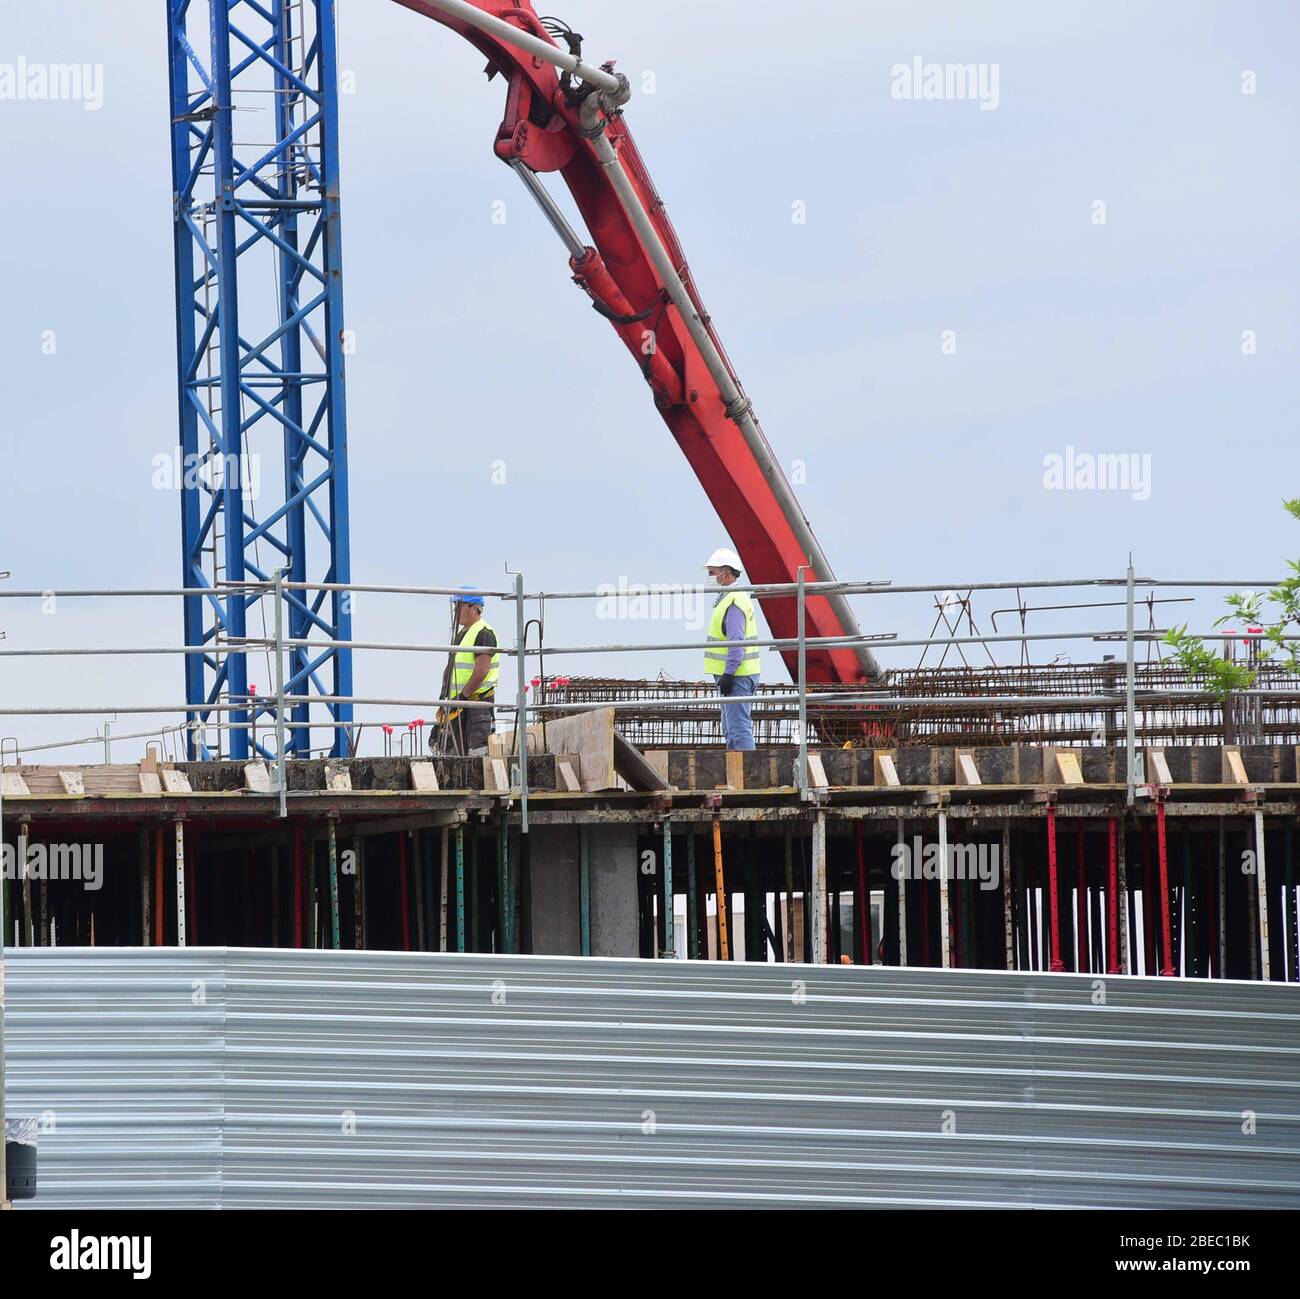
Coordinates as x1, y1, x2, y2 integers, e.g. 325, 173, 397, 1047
394, 0, 882, 687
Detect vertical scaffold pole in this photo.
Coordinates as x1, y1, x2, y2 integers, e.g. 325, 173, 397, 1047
496, 818, 508, 953
896, 819, 908, 967
355, 836, 366, 951
662, 820, 674, 958
455, 826, 466, 953
1002, 822, 1014, 971
783, 832, 795, 962
1156, 800, 1175, 976
854, 822, 869, 965
1117, 822, 1131, 975
1286, 827, 1297, 983
1047, 805, 1064, 972
174, 819, 187, 947
327, 818, 341, 950
1106, 817, 1120, 975
1217, 818, 1227, 978
809, 813, 826, 965
513, 569, 529, 834
19, 821, 33, 947
1254, 810, 1270, 982
713, 818, 731, 962
1075, 822, 1088, 974
438, 828, 449, 953
140, 829, 152, 946
938, 809, 951, 969
154, 825, 165, 947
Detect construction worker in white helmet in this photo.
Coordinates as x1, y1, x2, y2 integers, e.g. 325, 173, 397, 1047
703, 546, 759, 750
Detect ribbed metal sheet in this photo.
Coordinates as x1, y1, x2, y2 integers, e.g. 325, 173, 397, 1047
6, 948, 1300, 1208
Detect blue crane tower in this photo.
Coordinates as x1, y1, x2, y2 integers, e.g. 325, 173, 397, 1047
166, 0, 352, 760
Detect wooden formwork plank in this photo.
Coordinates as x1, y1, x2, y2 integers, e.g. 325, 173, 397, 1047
483, 756, 510, 792
324, 761, 353, 792
1146, 748, 1173, 787
1, 770, 30, 796
614, 732, 671, 792
1047, 750, 1085, 786
57, 770, 85, 796
409, 760, 440, 792
956, 750, 981, 786
243, 761, 272, 793
1222, 747, 1249, 785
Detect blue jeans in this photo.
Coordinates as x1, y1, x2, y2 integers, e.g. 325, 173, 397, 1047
719, 674, 757, 750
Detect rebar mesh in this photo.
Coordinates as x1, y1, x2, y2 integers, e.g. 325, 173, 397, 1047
535, 663, 1300, 749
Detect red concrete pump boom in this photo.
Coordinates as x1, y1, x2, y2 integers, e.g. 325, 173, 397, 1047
396, 0, 882, 687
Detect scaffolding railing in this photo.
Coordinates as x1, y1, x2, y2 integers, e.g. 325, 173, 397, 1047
0, 565, 1296, 826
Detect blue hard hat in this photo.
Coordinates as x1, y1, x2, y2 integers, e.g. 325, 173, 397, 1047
454, 585, 485, 607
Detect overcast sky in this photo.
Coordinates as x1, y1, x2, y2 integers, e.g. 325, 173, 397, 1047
0, 0, 1296, 759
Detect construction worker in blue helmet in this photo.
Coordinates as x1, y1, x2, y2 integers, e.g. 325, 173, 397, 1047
435, 585, 500, 756
704, 546, 759, 751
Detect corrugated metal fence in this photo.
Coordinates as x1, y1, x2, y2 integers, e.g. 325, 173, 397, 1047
5, 947, 1300, 1208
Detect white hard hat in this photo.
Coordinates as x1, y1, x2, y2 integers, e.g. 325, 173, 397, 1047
704, 547, 743, 572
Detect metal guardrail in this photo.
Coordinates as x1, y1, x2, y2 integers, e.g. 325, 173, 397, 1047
0, 567, 1295, 823
5, 946, 1299, 1210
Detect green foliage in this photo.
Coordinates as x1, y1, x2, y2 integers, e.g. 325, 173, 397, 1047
1212, 590, 1265, 627
1163, 499, 1300, 698
1162, 625, 1256, 696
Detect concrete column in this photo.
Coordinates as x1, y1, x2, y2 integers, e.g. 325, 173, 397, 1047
1254, 810, 1270, 982
810, 812, 827, 965
528, 826, 581, 955
587, 824, 639, 957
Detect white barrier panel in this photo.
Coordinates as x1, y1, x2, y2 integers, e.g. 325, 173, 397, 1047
6, 947, 1300, 1209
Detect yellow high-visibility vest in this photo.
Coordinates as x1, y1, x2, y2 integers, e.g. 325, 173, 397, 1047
450, 618, 500, 698
705, 590, 759, 677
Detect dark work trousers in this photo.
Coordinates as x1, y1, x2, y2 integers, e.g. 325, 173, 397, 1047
454, 698, 494, 755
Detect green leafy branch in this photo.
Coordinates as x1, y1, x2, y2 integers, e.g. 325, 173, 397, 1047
1163, 498, 1300, 699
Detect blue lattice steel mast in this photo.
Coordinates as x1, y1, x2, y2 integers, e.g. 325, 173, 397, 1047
167, 0, 353, 759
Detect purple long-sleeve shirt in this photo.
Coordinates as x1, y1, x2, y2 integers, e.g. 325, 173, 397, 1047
721, 602, 746, 674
